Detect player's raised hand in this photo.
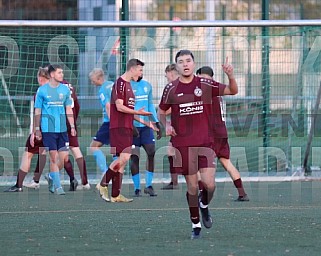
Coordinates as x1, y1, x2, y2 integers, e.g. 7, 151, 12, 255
136, 107, 152, 116
222, 57, 234, 78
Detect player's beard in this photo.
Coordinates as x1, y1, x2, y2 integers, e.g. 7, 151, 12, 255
136, 76, 143, 82
54, 77, 62, 84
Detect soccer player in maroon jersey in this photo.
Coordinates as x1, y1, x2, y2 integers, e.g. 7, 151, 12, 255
196, 66, 249, 202
98, 58, 156, 203
158, 50, 238, 239
161, 64, 180, 190
61, 80, 90, 190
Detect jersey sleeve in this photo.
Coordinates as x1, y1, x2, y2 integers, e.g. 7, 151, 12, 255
99, 91, 106, 107
34, 88, 43, 109
104, 84, 113, 104
100, 83, 113, 106
199, 78, 226, 99
159, 83, 173, 111
114, 79, 126, 101
64, 87, 73, 107
147, 82, 159, 122
72, 88, 80, 120
212, 80, 226, 98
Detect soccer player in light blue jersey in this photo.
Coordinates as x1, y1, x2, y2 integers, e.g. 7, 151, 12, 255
89, 68, 115, 190
130, 77, 162, 197
34, 64, 76, 195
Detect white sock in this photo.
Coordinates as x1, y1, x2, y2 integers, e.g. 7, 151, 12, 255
192, 222, 202, 229
199, 201, 208, 208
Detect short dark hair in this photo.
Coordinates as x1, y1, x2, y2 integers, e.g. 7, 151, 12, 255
175, 50, 194, 63
196, 66, 214, 77
165, 63, 177, 73
126, 58, 144, 71
48, 64, 63, 75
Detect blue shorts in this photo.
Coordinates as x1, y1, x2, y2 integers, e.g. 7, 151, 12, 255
93, 122, 110, 145
132, 126, 155, 147
42, 132, 69, 151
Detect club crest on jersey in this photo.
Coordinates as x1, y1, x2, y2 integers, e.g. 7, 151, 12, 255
194, 87, 202, 97
59, 93, 64, 100
144, 86, 148, 93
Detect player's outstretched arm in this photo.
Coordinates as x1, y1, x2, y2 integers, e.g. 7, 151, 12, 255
115, 99, 151, 116
135, 107, 152, 116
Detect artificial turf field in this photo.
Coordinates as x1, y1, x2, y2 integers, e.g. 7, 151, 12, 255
1, 180, 321, 256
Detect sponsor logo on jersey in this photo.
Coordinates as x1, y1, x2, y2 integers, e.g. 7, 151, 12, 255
179, 101, 203, 116
128, 97, 135, 108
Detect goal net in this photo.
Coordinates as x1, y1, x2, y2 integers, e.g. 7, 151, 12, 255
0, 20, 321, 179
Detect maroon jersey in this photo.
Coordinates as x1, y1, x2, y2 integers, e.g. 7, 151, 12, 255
62, 82, 80, 131
213, 96, 228, 138
110, 77, 135, 130
159, 76, 226, 147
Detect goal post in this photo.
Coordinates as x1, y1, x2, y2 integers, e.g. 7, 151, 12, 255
0, 69, 23, 137
0, 19, 321, 178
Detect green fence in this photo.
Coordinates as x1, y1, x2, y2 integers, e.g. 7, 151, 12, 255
1, 0, 321, 177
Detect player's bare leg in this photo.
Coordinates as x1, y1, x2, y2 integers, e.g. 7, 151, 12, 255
220, 158, 249, 201
4, 151, 33, 192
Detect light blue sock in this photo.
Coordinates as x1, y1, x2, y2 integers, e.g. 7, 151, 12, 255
93, 150, 107, 174
145, 171, 154, 188
132, 173, 140, 190
49, 171, 62, 189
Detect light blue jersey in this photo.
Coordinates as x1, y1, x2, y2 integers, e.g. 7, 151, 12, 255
98, 81, 114, 122
35, 83, 72, 133
131, 79, 158, 127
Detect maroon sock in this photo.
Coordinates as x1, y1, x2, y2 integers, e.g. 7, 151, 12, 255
100, 168, 116, 186
33, 154, 46, 182
201, 187, 214, 206
64, 159, 75, 182
198, 180, 204, 191
186, 192, 200, 224
76, 157, 88, 185
111, 172, 123, 198
168, 156, 174, 173
16, 169, 28, 188
233, 178, 246, 197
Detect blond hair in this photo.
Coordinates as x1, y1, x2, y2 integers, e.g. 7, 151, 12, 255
37, 66, 50, 79
89, 68, 105, 80
165, 64, 177, 73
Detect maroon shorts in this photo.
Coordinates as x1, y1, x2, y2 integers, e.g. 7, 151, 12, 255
25, 134, 46, 154
172, 143, 216, 175
110, 128, 133, 156
68, 132, 79, 147
213, 138, 230, 159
